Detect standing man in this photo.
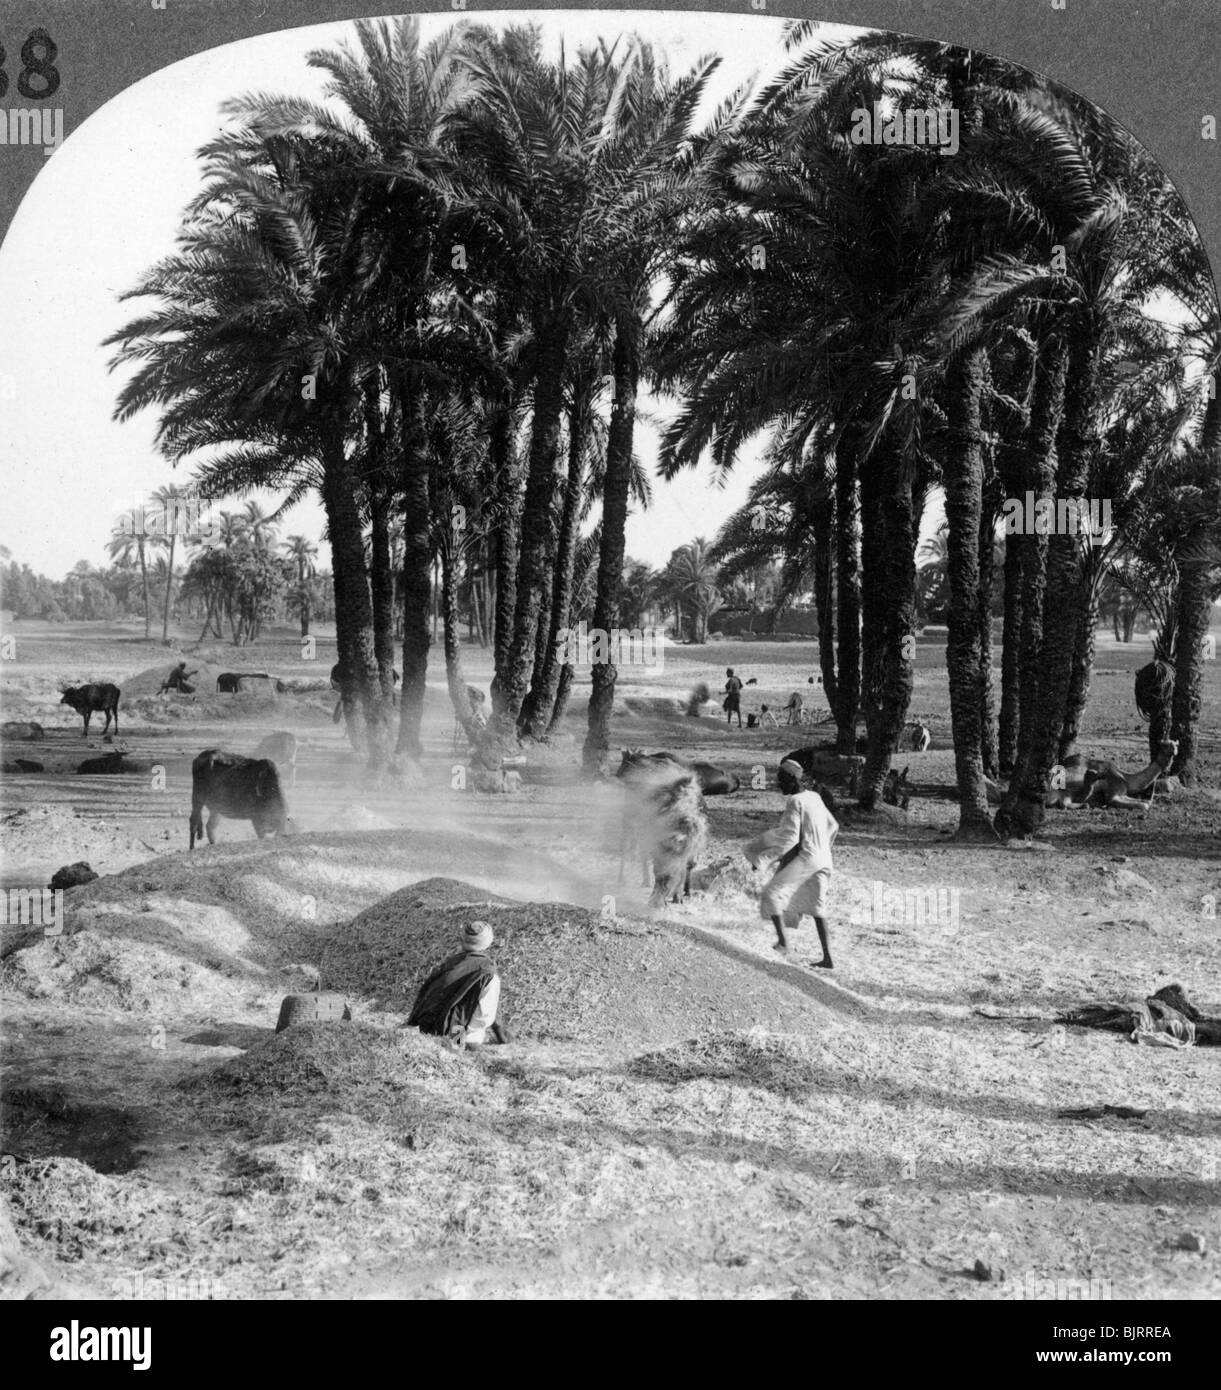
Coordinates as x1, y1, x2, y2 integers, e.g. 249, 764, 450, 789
407, 920, 510, 1048
744, 759, 839, 968
723, 668, 743, 728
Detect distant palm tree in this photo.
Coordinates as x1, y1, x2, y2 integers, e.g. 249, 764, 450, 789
149, 483, 187, 643
106, 516, 152, 639
242, 501, 280, 551
283, 534, 319, 638
664, 539, 723, 643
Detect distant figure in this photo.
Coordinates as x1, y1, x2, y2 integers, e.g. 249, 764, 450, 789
685, 681, 711, 718
784, 691, 804, 726
744, 677, 758, 686
407, 921, 510, 1049
758, 704, 780, 729
743, 758, 839, 967
723, 668, 743, 728
161, 661, 198, 695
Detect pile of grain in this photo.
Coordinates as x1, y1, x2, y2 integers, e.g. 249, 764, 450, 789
197, 1021, 477, 1098
320, 877, 827, 1046
1, 1155, 161, 1263
122, 661, 272, 698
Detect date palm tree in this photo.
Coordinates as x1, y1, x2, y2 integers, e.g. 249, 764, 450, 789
106, 517, 152, 640
283, 534, 318, 638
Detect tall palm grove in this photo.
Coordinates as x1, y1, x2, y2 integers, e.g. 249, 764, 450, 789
108, 18, 1221, 838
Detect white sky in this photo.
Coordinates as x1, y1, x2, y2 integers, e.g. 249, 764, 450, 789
0, 10, 865, 580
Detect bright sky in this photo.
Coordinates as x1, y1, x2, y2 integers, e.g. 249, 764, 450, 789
0, 10, 866, 581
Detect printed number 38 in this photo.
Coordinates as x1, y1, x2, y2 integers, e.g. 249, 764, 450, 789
0, 30, 61, 100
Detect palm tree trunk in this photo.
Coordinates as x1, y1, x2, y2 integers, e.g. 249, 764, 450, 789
502, 325, 569, 721
139, 544, 150, 641
812, 491, 838, 713
997, 336, 1070, 835
583, 319, 638, 772
857, 440, 917, 809
1001, 328, 1092, 836
1058, 576, 1099, 761
521, 410, 585, 739
521, 542, 555, 730
833, 434, 861, 754
321, 428, 388, 768
943, 347, 995, 835
998, 532, 1023, 775
161, 535, 176, 642
1169, 566, 1211, 783
369, 490, 397, 702
978, 518, 999, 781
489, 407, 523, 713
395, 395, 431, 762
858, 454, 882, 750
547, 662, 576, 736
440, 540, 480, 744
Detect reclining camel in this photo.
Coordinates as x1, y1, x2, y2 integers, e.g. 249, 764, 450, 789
1062, 739, 1178, 809
984, 741, 1177, 810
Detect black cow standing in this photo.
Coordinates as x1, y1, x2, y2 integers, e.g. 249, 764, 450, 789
331, 660, 399, 722
59, 683, 121, 738
189, 749, 292, 848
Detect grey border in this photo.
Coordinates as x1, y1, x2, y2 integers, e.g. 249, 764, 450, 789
0, 1, 1217, 289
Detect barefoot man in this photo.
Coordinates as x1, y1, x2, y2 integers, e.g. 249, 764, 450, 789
744, 759, 838, 968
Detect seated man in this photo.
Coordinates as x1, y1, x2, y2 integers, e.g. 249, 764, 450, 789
407, 920, 510, 1049
160, 660, 198, 695
758, 703, 781, 729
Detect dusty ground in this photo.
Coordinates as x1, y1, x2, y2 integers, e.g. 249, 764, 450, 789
1, 618, 1219, 1300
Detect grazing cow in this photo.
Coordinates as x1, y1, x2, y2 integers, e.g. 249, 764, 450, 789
906, 721, 932, 752
251, 731, 299, 787
59, 683, 121, 738
614, 751, 710, 903
216, 672, 243, 694
782, 746, 864, 787
189, 749, 292, 849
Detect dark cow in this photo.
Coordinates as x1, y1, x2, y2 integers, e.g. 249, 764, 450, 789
782, 746, 864, 785
77, 752, 140, 775
616, 749, 739, 797
189, 749, 291, 849
59, 683, 120, 738
331, 660, 399, 721
216, 672, 243, 694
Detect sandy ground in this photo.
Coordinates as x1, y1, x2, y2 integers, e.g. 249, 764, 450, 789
1, 619, 1219, 1300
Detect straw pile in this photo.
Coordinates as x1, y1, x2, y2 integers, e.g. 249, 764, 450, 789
320, 877, 827, 1046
